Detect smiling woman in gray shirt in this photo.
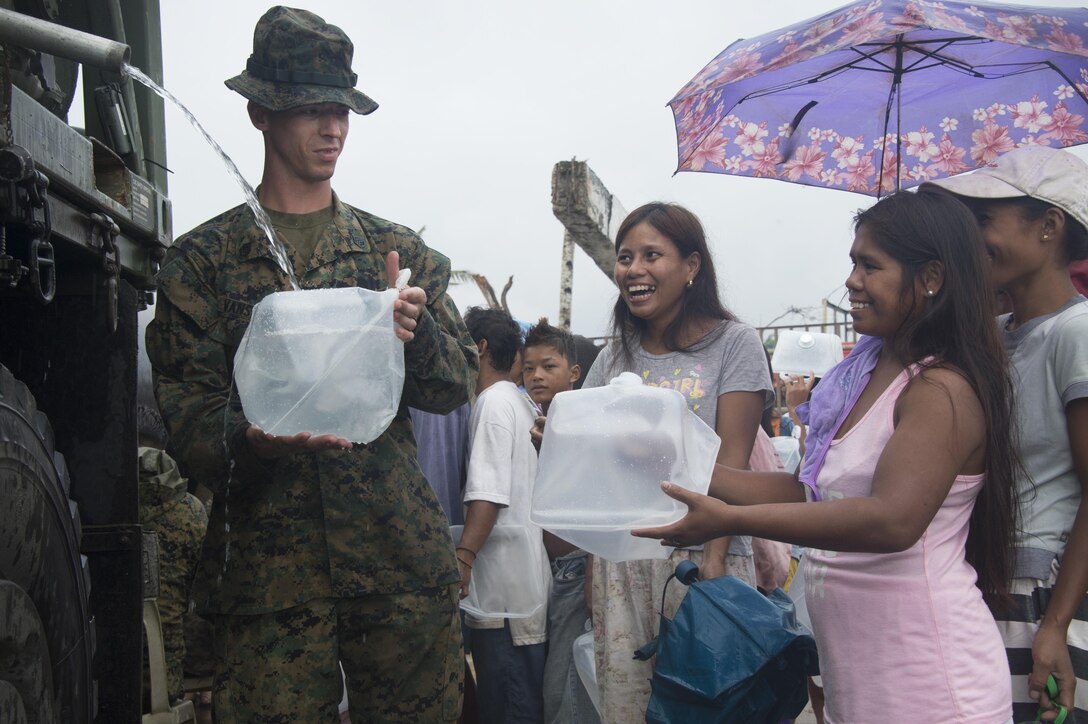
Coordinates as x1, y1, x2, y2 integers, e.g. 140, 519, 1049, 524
583, 202, 771, 724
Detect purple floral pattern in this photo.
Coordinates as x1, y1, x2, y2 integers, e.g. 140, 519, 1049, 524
671, 0, 1088, 195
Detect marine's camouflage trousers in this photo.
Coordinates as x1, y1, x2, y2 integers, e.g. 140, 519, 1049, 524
211, 584, 463, 723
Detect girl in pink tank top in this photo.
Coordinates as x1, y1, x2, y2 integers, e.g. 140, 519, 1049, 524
634, 191, 1019, 723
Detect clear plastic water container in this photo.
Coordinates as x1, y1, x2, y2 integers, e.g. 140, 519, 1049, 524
771, 436, 802, 474
450, 524, 550, 619
770, 330, 844, 378
572, 629, 602, 716
530, 373, 721, 562
233, 285, 405, 443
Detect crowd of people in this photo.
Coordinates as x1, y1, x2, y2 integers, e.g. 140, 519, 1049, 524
141, 5, 1088, 723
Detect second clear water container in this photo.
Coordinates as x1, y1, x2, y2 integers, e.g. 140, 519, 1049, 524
531, 373, 720, 561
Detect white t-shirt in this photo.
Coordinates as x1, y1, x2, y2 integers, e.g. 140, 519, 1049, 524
463, 380, 548, 643
1002, 295, 1088, 578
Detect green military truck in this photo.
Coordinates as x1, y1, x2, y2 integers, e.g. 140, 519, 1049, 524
0, 1, 173, 721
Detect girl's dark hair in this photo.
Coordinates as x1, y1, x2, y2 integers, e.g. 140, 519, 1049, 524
1006, 196, 1088, 263
608, 203, 736, 370
464, 307, 522, 373
855, 190, 1018, 605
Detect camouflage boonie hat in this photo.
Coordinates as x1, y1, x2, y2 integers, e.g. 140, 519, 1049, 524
225, 6, 378, 115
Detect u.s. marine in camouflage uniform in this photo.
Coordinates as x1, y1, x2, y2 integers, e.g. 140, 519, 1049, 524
138, 445, 208, 704
145, 6, 477, 722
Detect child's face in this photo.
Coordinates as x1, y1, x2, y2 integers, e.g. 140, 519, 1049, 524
522, 344, 580, 409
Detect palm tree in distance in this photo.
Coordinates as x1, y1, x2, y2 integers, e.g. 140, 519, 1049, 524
415, 226, 514, 314
449, 270, 514, 314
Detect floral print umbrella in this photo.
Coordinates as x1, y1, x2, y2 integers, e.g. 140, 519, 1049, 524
670, 0, 1088, 196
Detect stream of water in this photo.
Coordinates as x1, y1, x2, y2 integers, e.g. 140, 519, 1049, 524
121, 63, 300, 290
121, 63, 309, 566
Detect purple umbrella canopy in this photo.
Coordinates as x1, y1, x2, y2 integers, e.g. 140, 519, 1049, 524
670, 0, 1088, 195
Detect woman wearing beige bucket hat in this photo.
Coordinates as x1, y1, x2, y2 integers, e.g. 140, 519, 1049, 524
926, 146, 1088, 724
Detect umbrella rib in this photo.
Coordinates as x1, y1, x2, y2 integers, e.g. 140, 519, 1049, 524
739, 68, 850, 103
899, 39, 979, 76
970, 60, 1088, 104
853, 35, 990, 49
750, 35, 979, 94
842, 44, 896, 74
1040, 60, 1088, 106
737, 58, 1071, 105
706, 33, 1038, 104
854, 37, 982, 76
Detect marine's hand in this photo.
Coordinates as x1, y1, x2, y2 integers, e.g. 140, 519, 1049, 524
245, 424, 352, 459
385, 250, 427, 342
631, 482, 735, 548
530, 415, 546, 451
1030, 621, 1075, 720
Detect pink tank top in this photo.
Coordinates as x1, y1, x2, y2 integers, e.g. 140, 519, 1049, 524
804, 366, 1011, 723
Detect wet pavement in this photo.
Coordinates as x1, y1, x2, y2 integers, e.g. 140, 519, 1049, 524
796, 702, 820, 723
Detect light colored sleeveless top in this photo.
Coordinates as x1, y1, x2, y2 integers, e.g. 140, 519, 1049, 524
804, 365, 1011, 723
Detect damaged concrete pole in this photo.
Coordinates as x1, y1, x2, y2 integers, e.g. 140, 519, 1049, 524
559, 231, 575, 328
551, 160, 626, 330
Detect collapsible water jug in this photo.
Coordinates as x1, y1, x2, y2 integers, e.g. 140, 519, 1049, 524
233, 284, 405, 443
450, 525, 550, 619
572, 629, 602, 716
770, 330, 844, 378
530, 373, 721, 562
771, 436, 802, 475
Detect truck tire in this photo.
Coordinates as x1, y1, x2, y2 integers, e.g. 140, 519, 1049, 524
0, 364, 96, 724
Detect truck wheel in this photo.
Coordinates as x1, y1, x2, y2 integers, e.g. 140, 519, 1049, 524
0, 679, 31, 724
0, 365, 95, 723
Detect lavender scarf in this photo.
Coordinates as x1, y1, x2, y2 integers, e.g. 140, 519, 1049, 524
795, 334, 883, 501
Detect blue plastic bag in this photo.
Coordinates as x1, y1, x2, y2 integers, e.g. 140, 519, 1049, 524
641, 562, 819, 723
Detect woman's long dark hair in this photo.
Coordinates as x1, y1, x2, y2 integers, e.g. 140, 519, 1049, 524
608, 203, 736, 371
856, 190, 1019, 605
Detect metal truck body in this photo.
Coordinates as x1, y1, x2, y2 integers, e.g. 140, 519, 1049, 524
0, 2, 171, 721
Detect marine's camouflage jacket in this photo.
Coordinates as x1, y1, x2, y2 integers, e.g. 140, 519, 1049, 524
146, 195, 478, 614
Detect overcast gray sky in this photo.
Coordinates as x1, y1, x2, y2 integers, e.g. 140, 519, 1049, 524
154, 0, 1088, 337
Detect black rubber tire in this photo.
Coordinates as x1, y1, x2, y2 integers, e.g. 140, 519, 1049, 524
0, 364, 95, 724
0, 678, 31, 724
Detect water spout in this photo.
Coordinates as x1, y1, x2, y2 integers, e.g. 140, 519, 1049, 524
0, 7, 130, 71
121, 63, 300, 290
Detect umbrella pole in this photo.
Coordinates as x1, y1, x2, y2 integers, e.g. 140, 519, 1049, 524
879, 34, 905, 194
876, 36, 905, 198
895, 50, 902, 194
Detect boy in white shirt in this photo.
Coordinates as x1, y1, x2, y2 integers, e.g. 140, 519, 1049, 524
458, 308, 548, 723
522, 319, 601, 724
